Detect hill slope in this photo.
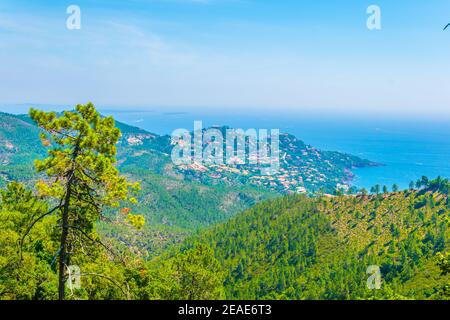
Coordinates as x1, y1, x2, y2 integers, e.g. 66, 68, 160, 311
193, 188, 450, 299
0, 112, 271, 254
0, 112, 269, 228
0, 111, 379, 223
0, 112, 46, 182
0, 110, 379, 255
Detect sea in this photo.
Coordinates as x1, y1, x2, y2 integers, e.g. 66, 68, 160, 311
98, 108, 450, 191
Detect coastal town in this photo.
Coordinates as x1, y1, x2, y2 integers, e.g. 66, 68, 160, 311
127, 127, 381, 195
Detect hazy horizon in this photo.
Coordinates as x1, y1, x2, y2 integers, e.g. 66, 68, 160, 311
2, 102, 450, 123
1, 0, 450, 117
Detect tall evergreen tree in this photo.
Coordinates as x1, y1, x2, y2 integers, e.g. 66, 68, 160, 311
26, 103, 142, 299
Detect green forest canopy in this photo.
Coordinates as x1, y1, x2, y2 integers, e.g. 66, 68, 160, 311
0, 104, 449, 300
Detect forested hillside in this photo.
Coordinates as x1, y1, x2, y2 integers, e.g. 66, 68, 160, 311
0, 113, 46, 182
0, 182, 226, 299
0, 112, 272, 254
1, 107, 449, 300
192, 183, 450, 299
0, 106, 228, 300
0, 111, 378, 253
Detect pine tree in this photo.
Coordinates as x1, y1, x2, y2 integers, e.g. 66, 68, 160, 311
26, 103, 142, 300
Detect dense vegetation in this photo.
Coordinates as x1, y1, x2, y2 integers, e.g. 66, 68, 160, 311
191, 179, 450, 299
0, 105, 226, 300
0, 182, 225, 299
0, 111, 272, 246
0, 105, 449, 300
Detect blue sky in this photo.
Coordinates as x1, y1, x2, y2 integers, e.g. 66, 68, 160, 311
0, 0, 450, 118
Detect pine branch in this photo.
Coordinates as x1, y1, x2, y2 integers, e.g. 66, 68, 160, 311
18, 202, 63, 260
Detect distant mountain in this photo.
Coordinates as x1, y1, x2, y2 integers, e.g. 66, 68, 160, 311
192, 186, 450, 299
115, 123, 380, 195
0, 111, 379, 192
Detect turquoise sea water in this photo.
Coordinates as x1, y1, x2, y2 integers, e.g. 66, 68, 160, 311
101, 109, 450, 191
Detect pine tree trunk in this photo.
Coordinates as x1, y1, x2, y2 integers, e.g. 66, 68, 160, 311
58, 142, 80, 300
58, 182, 72, 300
